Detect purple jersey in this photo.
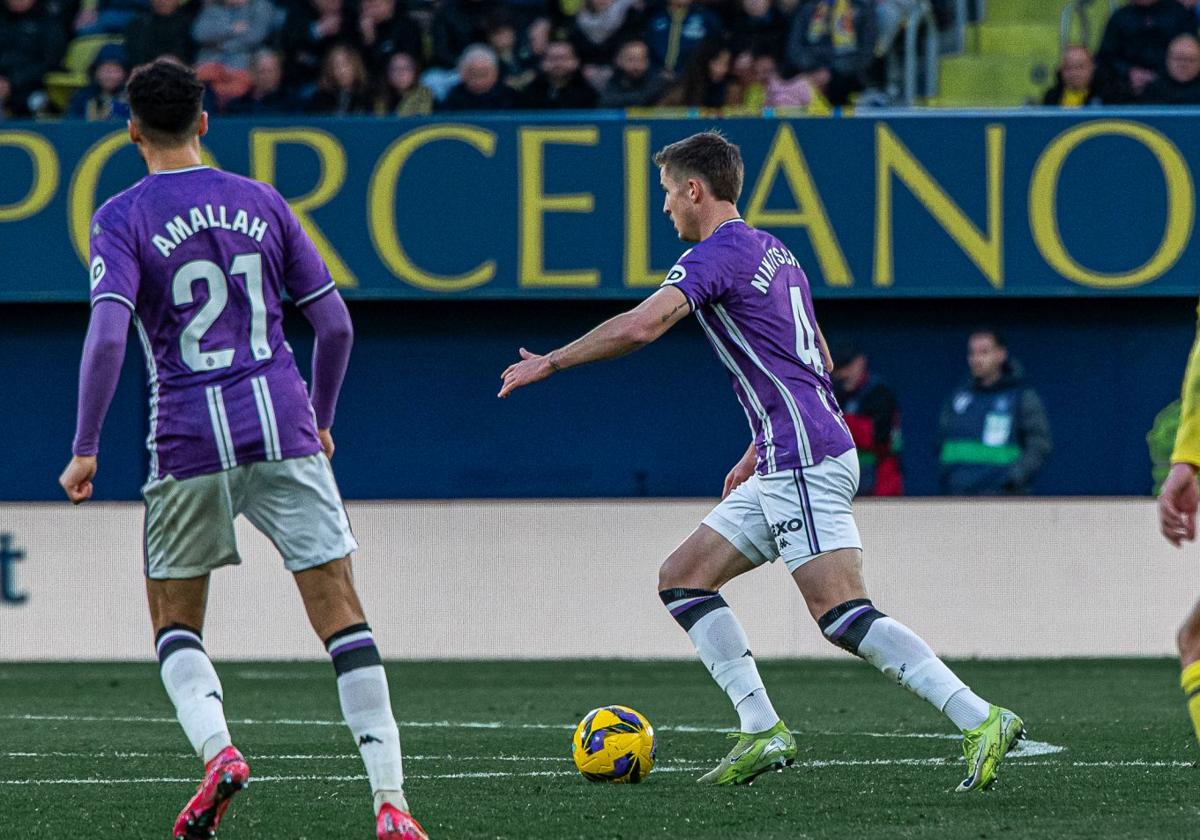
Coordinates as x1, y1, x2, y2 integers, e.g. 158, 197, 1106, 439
662, 219, 853, 474
88, 165, 334, 481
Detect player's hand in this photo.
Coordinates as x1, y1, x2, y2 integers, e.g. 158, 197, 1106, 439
498, 348, 555, 399
722, 450, 756, 499
318, 428, 335, 460
59, 456, 98, 505
1159, 462, 1199, 547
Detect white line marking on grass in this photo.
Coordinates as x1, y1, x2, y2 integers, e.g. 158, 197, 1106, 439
1, 758, 1192, 787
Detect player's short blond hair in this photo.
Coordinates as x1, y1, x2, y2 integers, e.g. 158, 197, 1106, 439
653, 131, 744, 204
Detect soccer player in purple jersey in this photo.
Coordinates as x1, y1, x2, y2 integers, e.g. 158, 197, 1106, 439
57, 59, 427, 840
500, 131, 1026, 791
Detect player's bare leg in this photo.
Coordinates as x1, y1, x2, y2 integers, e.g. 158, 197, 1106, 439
148, 575, 248, 839
1176, 598, 1200, 748
659, 525, 795, 784
294, 557, 427, 839
792, 549, 1025, 791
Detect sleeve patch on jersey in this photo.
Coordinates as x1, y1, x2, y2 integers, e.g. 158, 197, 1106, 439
662, 264, 687, 286
90, 256, 106, 290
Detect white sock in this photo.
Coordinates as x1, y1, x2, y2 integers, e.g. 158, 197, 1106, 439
326, 624, 404, 807
856, 617, 976, 723
943, 687, 991, 731
735, 689, 781, 734
156, 626, 231, 762
661, 589, 781, 732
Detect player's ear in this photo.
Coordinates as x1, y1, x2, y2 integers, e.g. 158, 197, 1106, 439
127, 119, 139, 145
197, 112, 210, 139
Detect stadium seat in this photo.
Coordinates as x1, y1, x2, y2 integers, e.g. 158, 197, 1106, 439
44, 35, 124, 113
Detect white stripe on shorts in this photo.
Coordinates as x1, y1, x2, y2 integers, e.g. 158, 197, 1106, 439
252, 376, 282, 461
205, 385, 237, 470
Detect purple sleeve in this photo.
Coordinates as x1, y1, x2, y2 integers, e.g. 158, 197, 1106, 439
278, 192, 337, 307
660, 245, 727, 310
302, 291, 353, 429
72, 300, 132, 456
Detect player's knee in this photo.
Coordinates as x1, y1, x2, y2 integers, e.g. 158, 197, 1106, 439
817, 599, 886, 655
1177, 621, 1200, 666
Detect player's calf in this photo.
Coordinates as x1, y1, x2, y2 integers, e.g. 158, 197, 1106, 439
325, 623, 412, 819
157, 624, 233, 763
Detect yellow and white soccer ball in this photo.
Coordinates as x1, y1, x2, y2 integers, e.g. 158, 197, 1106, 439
571, 705, 656, 783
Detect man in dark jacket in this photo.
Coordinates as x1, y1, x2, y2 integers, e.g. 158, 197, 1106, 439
1143, 33, 1200, 103
599, 38, 668, 106
786, 0, 876, 107
124, 0, 195, 66
0, 0, 66, 116
437, 44, 518, 110
1095, 0, 1197, 102
831, 342, 903, 497
520, 39, 598, 109
644, 0, 722, 74
938, 329, 1051, 495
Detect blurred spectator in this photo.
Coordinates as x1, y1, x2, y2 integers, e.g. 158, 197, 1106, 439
357, 0, 422, 78
437, 43, 518, 109
1095, 0, 1197, 102
0, 0, 66, 117
727, 0, 784, 61
644, 0, 722, 74
1143, 33, 1200, 103
485, 11, 530, 83
937, 329, 1051, 496
659, 38, 730, 106
597, 37, 665, 105
306, 42, 373, 112
1043, 44, 1100, 107
520, 38, 598, 108
226, 48, 300, 113
124, 0, 195, 66
74, 0, 148, 35
570, 0, 640, 67
375, 49, 434, 114
786, 0, 876, 107
431, 0, 499, 68
830, 341, 903, 497
193, 0, 275, 105
281, 0, 358, 91
764, 60, 820, 109
66, 41, 130, 119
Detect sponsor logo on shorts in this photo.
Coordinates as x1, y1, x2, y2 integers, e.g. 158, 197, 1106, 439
771, 519, 804, 539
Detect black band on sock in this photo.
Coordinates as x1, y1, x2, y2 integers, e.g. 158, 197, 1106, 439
818, 599, 886, 655
325, 622, 382, 676
323, 622, 371, 649
154, 623, 205, 664
660, 588, 728, 632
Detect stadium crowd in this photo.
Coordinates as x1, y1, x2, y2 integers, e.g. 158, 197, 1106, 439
0, 0, 960, 118
1045, 0, 1200, 106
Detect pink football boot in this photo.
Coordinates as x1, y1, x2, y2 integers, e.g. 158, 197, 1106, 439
172, 746, 250, 839
376, 803, 429, 839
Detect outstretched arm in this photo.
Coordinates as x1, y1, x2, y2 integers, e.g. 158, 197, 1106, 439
498, 286, 690, 398
60, 300, 131, 503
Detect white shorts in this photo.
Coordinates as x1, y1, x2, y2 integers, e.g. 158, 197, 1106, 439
702, 449, 862, 573
142, 453, 358, 580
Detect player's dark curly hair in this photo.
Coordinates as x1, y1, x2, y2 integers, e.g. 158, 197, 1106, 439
654, 130, 744, 204
127, 58, 204, 147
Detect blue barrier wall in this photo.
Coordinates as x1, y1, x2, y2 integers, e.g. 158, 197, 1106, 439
2, 297, 1189, 501
3, 112, 1200, 300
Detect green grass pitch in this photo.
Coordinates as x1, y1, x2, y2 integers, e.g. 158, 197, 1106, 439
1, 659, 1196, 839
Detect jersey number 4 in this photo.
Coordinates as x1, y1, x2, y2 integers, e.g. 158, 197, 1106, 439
173, 253, 270, 372
789, 287, 824, 375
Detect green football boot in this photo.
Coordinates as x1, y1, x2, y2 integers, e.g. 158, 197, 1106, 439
697, 720, 797, 785
956, 705, 1026, 792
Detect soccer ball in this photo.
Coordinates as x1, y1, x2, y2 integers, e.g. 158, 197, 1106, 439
571, 705, 656, 783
